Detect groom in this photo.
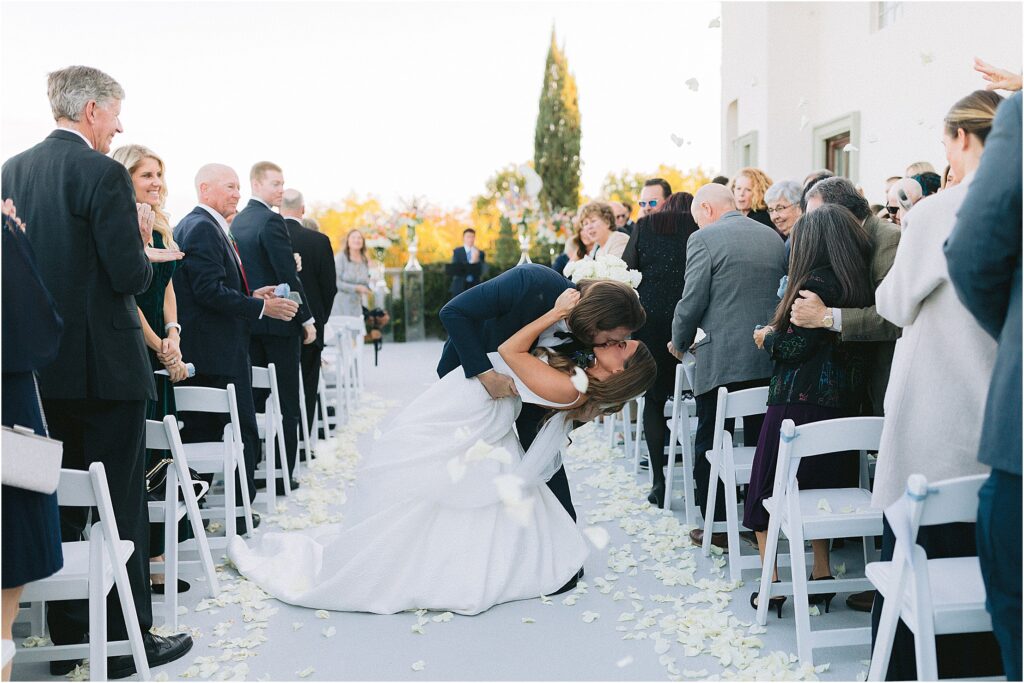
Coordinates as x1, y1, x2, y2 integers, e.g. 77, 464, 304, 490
438, 263, 645, 522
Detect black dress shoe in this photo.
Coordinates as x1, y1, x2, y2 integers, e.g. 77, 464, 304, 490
275, 479, 300, 496
235, 512, 261, 531
151, 578, 191, 595
846, 589, 875, 612
108, 632, 193, 679
647, 482, 665, 507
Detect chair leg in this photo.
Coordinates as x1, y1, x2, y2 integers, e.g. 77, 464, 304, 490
622, 403, 633, 457
681, 440, 697, 528
723, 466, 743, 584
235, 444, 254, 536
756, 513, 782, 626
224, 457, 237, 542
868, 590, 901, 681
265, 416, 277, 515
181, 476, 220, 597
633, 397, 645, 475
89, 536, 107, 682
702, 455, 721, 557
790, 526, 814, 665
110, 556, 151, 680
275, 415, 291, 497
164, 481, 179, 630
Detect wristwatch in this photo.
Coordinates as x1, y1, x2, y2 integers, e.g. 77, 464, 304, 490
821, 310, 834, 329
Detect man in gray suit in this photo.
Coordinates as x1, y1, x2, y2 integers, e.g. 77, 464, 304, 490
670, 184, 787, 547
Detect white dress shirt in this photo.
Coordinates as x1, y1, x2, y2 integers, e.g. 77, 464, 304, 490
55, 126, 92, 149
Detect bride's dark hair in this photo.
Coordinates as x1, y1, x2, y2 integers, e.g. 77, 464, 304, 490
568, 280, 646, 346
535, 342, 657, 422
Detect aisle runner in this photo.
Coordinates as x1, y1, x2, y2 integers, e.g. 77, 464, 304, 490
53, 397, 863, 681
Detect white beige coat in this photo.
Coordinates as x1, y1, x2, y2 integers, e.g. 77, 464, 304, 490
872, 172, 994, 509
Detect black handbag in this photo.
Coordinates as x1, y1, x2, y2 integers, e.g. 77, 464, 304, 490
146, 458, 209, 502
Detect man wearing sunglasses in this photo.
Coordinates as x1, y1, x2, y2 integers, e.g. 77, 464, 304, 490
638, 177, 672, 218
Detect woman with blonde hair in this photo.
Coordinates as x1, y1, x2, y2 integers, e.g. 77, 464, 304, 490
577, 201, 629, 258
332, 228, 371, 317
729, 167, 776, 230
111, 143, 190, 594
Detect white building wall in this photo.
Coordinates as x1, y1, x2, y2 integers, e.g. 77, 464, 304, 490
721, 1, 1022, 205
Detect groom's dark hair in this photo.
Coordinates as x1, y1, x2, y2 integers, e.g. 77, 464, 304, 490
569, 280, 645, 344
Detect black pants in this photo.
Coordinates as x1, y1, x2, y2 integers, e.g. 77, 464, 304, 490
871, 517, 1003, 680
300, 343, 322, 435
250, 334, 301, 477
693, 378, 768, 523
178, 371, 259, 506
643, 362, 678, 487
977, 469, 1022, 680
516, 402, 576, 522
42, 398, 152, 644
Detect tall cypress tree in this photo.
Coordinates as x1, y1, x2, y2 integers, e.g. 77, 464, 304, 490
533, 28, 581, 214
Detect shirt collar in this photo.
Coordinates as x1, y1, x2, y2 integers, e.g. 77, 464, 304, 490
55, 126, 92, 149
251, 196, 270, 209
198, 204, 231, 235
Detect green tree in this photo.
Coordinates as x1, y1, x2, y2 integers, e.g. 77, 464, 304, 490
473, 164, 528, 269
533, 28, 581, 215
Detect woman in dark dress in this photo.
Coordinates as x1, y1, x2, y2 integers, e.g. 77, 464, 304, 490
745, 204, 873, 614
112, 145, 190, 594
622, 192, 699, 507
1, 199, 64, 680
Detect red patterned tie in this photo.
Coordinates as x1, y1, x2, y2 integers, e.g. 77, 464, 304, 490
228, 232, 251, 295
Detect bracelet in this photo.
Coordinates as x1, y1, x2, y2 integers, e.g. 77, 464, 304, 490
165, 322, 182, 334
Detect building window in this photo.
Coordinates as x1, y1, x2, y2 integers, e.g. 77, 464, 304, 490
812, 112, 861, 183
876, 1, 902, 30
733, 130, 758, 172
825, 131, 852, 177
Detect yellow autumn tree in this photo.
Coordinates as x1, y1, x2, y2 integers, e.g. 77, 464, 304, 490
600, 165, 717, 217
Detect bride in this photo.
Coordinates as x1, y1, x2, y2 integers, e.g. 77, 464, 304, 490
229, 288, 656, 615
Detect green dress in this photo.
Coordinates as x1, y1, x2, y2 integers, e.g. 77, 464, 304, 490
135, 231, 177, 422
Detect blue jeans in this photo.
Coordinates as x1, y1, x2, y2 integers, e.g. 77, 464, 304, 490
977, 469, 1022, 681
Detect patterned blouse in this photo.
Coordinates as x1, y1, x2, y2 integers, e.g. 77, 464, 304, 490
762, 267, 868, 410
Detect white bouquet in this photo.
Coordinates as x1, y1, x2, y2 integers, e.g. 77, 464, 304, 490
563, 253, 642, 289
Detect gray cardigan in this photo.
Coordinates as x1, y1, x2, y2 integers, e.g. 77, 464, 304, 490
333, 253, 370, 317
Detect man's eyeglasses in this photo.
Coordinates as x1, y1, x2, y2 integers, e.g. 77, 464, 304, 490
593, 338, 629, 349
637, 200, 659, 208
767, 204, 794, 214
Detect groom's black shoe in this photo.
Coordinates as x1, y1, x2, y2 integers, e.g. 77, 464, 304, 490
550, 567, 585, 596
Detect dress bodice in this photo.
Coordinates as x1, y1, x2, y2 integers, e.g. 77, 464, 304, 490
487, 352, 579, 409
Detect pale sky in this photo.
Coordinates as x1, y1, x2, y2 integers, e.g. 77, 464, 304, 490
1, 0, 722, 222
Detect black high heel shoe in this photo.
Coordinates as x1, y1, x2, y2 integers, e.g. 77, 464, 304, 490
808, 574, 836, 613
750, 580, 786, 619
647, 482, 665, 507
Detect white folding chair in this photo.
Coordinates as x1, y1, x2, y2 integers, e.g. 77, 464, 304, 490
755, 416, 885, 665
296, 368, 314, 469
15, 463, 150, 681
663, 364, 699, 523
701, 386, 769, 582
145, 417, 221, 629
337, 315, 367, 391
322, 321, 350, 428
252, 364, 292, 513
315, 370, 334, 441
867, 473, 991, 681
173, 384, 254, 542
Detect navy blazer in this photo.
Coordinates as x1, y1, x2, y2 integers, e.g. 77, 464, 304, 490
231, 200, 311, 337
945, 92, 1022, 476
173, 207, 264, 377
1, 130, 154, 400
437, 263, 573, 378
449, 246, 487, 296
285, 217, 337, 348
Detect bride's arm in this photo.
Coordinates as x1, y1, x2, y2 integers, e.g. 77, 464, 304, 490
498, 289, 586, 406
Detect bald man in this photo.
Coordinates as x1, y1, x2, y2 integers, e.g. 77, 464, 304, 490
172, 164, 299, 532
669, 183, 787, 547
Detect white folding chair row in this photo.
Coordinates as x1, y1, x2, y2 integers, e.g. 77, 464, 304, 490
145, 416, 221, 629
252, 364, 292, 513
868, 473, 992, 681
296, 369, 315, 470
602, 402, 637, 456
15, 463, 150, 681
755, 416, 885, 666
172, 384, 254, 543
315, 370, 335, 441
664, 364, 699, 524
701, 386, 769, 583
334, 315, 367, 391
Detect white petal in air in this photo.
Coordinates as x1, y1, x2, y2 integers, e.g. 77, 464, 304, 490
843, 143, 859, 153
708, 16, 721, 27
919, 50, 935, 65
670, 133, 685, 148
684, 78, 699, 91
799, 115, 810, 131
411, 661, 426, 672
571, 367, 590, 393
464, 439, 496, 462
493, 474, 525, 503
583, 526, 610, 549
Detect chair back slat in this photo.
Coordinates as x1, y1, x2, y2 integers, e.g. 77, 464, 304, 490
173, 386, 230, 413
55, 468, 97, 507
722, 386, 770, 420
146, 419, 171, 451
916, 474, 987, 528
252, 365, 271, 389
783, 416, 884, 460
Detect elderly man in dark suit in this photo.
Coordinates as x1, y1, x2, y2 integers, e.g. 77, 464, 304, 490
670, 183, 787, 548
945, 91, 1022, 681
173, 164, 299, 529
279, 189, 337, 435
231, 162, 314, 492
1, 65, 193, 677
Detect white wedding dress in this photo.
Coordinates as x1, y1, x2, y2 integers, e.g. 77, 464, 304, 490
228, 353, 589, 615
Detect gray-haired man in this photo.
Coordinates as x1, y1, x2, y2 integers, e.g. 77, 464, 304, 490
2, 65, 193, 677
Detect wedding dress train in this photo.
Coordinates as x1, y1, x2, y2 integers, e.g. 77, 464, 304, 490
228, 353, 588, 615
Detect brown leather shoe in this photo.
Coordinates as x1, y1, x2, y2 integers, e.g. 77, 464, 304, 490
846, 590, 875, 612
688, 528, 729, 551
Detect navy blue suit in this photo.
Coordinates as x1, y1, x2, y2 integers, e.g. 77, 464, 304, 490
945, 92, 1022, 680
448, 246, 487, 296
173, 206, 264, 504
438, 263, 577, 520
231, 199, 309, 481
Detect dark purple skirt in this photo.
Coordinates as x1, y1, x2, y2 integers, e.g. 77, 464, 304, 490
743, 403, 859, 532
